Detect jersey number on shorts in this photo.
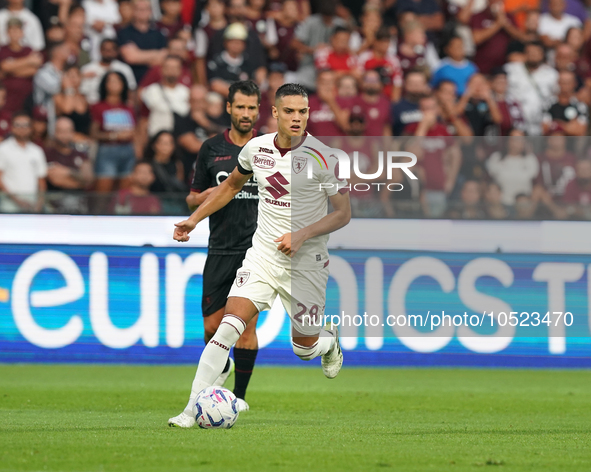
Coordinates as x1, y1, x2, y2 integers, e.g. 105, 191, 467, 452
294, 303, 320, 326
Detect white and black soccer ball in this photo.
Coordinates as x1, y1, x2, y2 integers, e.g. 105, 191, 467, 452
194, 387, 239, 429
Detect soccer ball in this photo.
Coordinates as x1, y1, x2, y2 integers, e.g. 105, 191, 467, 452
194, 386, 239, 429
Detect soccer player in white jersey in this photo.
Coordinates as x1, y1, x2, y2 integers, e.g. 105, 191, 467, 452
168, 83, 351, 428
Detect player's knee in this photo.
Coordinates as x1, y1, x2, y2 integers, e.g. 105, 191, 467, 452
292, 341, 318, 361
203, 318, 219, 342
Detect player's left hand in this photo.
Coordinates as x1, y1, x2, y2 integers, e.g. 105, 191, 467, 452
274, 232, 305, 258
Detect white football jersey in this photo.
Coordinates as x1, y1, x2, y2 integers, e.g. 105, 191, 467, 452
237, 132, 347, 271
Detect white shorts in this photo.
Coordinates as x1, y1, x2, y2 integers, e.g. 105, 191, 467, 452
228, 249, 329, 336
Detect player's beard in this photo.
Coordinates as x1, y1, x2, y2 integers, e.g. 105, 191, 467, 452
231, 115, 254, 135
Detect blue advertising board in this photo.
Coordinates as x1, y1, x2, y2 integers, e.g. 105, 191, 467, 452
1, 243, 590, 367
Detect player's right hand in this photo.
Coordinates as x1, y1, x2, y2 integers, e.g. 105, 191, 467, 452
173, 219, 196, 242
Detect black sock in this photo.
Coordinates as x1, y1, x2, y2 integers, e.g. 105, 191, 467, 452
221, 358, 231, 374
233, 347, 258, 400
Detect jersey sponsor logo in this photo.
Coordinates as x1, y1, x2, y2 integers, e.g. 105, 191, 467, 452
265, 171, 289, 199
253, 154, 276, 169
235, 271, 250, 287
214, 155, 232, 162
258, 147, 274, 154
264, 197, 290, 208
292, 156, 307, 174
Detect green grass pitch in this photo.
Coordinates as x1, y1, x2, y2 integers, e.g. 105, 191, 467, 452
1, 364, 590, 471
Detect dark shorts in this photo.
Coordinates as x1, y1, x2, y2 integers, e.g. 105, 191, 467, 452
202, 252, 247, 316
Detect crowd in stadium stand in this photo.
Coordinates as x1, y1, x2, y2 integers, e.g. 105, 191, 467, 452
0, 0, 591, 219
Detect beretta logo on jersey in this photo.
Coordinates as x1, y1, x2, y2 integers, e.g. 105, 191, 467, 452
235, 271, 250, 287
253, 154, 276, 169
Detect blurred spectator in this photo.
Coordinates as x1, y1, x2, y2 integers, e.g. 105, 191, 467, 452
563, 159, 591, 216
266, 0, 299, 72
207, 0, 266, 81
354, 69, 392, 136
258, 62, 286, 127
0, 111, 47, 213
117, 0, 134, 30
539, 0, 582, 48
139, 35, 193, 89
393, 0, 445, 42
64, 6, 91, 67
536, 130, 576, 199
194, 0, 228, 84
45, 19, 67, 45
307, 69, 353, 136
314, 26, 356, 77
447, 179, 486, 219
54, 65, 92, 143
31, 106, 49, 147
118, 0, 167, 84
434, 80, 474, 137
144, 129, 186, 193
45, 116, 94, 194
391, 69, 429, 135
175, 84, 211, 181
80, 38, 137, 105
33, 41, 70, 127
404, 95, 461, 217
140, 55, 189, 151
470, 0, 532, 75
90, 71, 136, 192
490, 67, 525, 135
206, 91, 231, 129
0, 17, 43, 115
207, 22, 263, 97
156, 0, 188, 40
35, 0, 71, 33
290, 2, 346, 90
244, 0, 267, 33
505, 41, 558, 136
0, 85, 11, 141
486, 129, 539, 205
431, 36, 478, 95
109, 160, 162, 214
83, 0, 121, 63
336, 112, 383, 217
357, 27, 403, 102
336, 74, 358, 99
484, 181, 509, 218
542, 70, 588, 135
456, 74, 502, 136
396, 21, 440, 77
505, 9, 541, 63
0, 0, 45, 51
349, 4, 382, 55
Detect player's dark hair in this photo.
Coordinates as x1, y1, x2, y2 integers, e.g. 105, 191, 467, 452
228, 80, 261, 104
99, 71, 129, 103
275, 83, 308, 103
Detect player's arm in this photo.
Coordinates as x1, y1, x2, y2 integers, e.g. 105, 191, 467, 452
275, 191, 351, 257
173, 167, 252, 242
186, 187, 215, 212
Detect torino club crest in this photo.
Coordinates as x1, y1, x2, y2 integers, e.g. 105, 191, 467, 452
292, 156, 307, 174
235, 271, 250, 287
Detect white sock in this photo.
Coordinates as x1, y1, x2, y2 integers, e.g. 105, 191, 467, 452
292, 330, 335, 361
184, 314, 246, 414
